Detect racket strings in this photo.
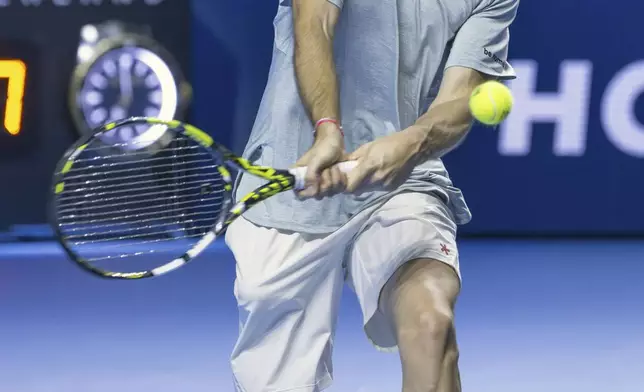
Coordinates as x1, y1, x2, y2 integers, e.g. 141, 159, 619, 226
66, 218, 216, 244
80, 234, 210, 263
55, 132, 225, 270
57, 174, 223, 202
63, 144, 205, 168
67, 140, 203, 155
57, 181, 224, 211
58, 166, 216, 186
57, 201, 222, 225
59, 159, 217, 181
59, 207, 220, 232
59, 171, 219, 195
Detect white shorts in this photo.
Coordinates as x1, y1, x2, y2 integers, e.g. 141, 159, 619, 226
224, 191, 460, 392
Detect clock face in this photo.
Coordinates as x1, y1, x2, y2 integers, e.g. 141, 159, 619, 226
77, 46, 179, 147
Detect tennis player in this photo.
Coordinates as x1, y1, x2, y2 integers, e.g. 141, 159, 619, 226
225, 0, 519, 390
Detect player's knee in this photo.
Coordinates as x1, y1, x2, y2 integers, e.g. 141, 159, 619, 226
394, 282, 456, 344
418, 306, 454, 343
395, 304, 454, 345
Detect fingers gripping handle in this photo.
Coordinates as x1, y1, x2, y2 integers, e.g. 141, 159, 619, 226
288, 161, 358, 190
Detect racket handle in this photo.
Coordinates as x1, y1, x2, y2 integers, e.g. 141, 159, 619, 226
289, 160, 358, 191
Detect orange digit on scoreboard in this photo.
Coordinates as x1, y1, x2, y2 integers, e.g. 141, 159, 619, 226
0, 60, 27, 136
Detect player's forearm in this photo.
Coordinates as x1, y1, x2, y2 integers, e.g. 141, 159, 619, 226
406, 97, 474, 163
292, 4, 340, 134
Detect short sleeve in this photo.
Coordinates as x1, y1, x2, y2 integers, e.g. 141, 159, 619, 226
445, 0, 519, 79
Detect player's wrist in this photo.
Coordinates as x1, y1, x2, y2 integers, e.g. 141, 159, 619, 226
401, 125, 432, 163
314, 118, 344, 139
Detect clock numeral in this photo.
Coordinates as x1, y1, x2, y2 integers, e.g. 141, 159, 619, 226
0, 60, 27, 136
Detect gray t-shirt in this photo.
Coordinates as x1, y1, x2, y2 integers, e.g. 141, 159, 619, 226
234, 0, 518, 233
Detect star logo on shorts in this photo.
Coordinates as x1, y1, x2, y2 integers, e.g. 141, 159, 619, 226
440, 243, 451, 255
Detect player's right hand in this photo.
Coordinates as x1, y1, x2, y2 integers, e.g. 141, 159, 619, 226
294, 123, 347, 200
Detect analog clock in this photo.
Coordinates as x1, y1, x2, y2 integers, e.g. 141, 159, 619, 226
79, 47, 175, 138
69, 24, 191, 148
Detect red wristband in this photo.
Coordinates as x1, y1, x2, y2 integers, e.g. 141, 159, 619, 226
314, 118, 344, 137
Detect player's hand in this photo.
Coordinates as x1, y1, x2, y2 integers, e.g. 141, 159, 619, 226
294, 123, 347, 199
343, 127, 423, 194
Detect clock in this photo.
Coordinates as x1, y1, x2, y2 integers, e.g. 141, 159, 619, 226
69, 21, 191, 148
0, 2, 191, 227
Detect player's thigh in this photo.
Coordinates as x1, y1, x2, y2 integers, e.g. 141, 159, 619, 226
225, 216, 344, 304
225, 217, 347, 391
346, 191, 461, 349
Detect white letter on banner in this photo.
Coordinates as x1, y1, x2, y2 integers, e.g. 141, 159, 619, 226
498, 60, 593, 156
601, 61, 644, 157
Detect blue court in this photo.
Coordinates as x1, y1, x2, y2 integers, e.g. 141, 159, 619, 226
1, 239, 642, 392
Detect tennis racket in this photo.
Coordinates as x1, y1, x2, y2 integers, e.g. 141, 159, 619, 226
50, 117, 355, 279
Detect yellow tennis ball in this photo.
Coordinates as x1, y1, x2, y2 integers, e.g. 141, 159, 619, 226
469, 81, 513, 125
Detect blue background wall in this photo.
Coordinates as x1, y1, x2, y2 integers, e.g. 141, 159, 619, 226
1, 0, 643, 391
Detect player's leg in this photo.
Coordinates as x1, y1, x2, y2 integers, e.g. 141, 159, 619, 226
383, 257, 461, 392
347, 191, 462, 392
225, 217, 347, 392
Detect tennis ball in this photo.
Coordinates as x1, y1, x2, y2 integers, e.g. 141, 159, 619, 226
469, 81, 513, 125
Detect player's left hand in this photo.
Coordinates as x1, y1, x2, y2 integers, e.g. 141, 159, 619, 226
294, 123, 347, 200
343, 127, 423, 193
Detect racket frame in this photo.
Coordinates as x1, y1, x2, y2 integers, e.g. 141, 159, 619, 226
50, 117, 300, 279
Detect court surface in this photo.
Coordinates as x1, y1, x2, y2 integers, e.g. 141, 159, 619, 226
1, 239, 642, 392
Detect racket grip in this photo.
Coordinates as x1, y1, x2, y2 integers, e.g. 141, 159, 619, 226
289, 160, 358, 191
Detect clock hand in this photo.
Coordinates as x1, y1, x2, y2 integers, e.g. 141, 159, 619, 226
119, 61, 133, 108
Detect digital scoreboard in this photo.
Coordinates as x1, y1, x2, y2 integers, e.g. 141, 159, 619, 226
0, 59, 27, 136
0, 0, 191, 228
0, 40, 40, 155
